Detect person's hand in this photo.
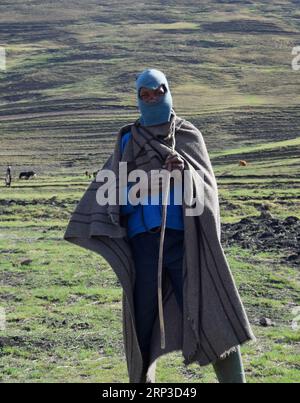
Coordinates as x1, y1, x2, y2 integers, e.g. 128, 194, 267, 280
162, 152, 185, 171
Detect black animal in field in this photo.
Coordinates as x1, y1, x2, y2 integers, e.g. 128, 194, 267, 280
19, 171, 37, 180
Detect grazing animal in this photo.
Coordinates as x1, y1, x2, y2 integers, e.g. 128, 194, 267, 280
93, 171, 98, 178
19, 171, 36, 180
239, 160, 248, 167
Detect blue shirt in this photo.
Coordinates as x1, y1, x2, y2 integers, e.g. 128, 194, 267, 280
120, 130, 184, 238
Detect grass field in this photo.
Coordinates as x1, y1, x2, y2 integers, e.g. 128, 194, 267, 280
0, 0, 299, 383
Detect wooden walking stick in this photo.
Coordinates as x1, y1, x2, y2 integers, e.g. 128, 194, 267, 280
157, 146, 176, 350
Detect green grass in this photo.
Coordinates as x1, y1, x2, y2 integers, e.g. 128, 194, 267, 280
211, 138, 300, 159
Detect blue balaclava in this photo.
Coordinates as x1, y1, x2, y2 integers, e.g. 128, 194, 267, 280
136, 68, 173, 126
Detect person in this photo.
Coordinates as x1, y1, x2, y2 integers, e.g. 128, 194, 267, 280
64, 68, 255, 383
119, 68, 247, 383
5, 165, 12, 187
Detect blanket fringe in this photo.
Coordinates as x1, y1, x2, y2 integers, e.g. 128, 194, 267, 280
218, 345, 239, 361
183, 343, 240, 367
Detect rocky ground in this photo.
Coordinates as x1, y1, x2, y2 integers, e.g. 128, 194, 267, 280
222, 208, 300, 266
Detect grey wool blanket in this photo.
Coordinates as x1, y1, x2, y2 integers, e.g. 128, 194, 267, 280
63, 111, 256, 383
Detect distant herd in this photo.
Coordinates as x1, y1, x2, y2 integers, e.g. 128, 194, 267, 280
4, 161, 249, 187
85, 171, 99, 179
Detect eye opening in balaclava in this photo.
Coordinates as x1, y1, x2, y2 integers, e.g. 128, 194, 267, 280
136, 69, 173, 126
138, 84, 167, 100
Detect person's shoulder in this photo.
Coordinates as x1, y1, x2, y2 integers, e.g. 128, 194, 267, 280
119, 122, 134, 137
118, 123, 132, 141
120, 127, 132, 153
176, 116, 202, 136
121, 131, 132, 146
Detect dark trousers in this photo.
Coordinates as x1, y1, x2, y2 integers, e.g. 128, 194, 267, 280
129, 228, 185, 367
129, 227, 246, 383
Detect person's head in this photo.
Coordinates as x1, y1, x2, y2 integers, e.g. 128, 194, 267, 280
136, 69, 173, 126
